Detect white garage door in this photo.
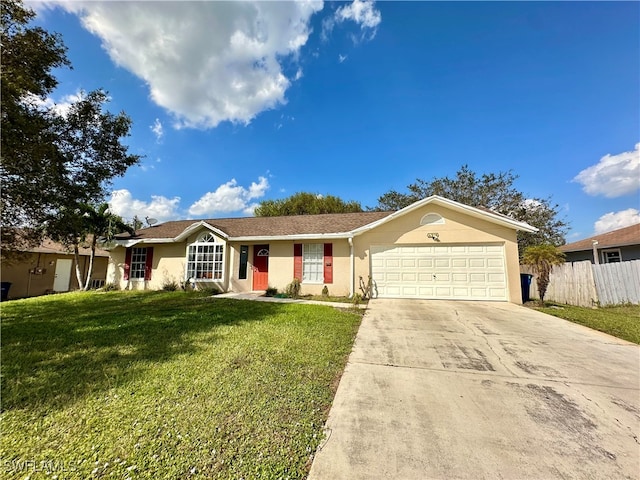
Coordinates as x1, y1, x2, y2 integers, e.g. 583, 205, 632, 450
371, 244, 507, 301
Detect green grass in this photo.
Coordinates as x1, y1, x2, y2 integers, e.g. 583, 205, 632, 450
533, 303, 640, 344
0, 291, 362, 479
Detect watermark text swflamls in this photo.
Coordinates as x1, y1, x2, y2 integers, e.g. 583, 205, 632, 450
3, 458, 78, 473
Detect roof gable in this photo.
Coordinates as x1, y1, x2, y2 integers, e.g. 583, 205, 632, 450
351, 195, 537, 235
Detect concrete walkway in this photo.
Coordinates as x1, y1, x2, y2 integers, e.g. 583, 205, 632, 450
308, 299, 640, 480
215, 291, 363, 309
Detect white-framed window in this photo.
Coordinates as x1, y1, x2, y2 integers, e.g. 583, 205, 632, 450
303, 243, 324, 283
130, 247, 147, 280
187, 232, 224, 280
601, 249, 621, 264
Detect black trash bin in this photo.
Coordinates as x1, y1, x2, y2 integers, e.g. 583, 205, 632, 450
1, 282, 12, 301
520, 274, 533, 303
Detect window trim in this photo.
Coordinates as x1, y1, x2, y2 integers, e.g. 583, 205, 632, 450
186, 232, 225, 282
238, 245, 249, 280
601, 248, 622, 264
294, 243, 333, 285
302, 243, 324, 284
124, 246, 153, 282
129, 246, 148, 280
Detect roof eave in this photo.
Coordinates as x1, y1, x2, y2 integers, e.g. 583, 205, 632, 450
230, 233, 353, 242
173, 221, 229, 242
561, 240, 640, 253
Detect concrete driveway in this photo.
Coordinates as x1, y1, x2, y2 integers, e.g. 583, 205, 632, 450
308, 299, 640, 480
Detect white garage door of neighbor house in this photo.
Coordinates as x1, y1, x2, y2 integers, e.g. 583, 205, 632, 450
371, 244, 508, 301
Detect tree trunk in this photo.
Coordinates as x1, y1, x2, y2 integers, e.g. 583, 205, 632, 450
73, 243, 83, 290
83, 236, 97, 290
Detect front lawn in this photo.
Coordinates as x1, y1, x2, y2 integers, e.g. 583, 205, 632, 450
0, 291, 362, 479
532, 303, 640, 344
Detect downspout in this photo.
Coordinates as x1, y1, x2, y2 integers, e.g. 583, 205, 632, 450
348, 237, 354, 298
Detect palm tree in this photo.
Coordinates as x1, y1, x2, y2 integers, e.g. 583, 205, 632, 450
521, 244, 565, 304
80, 203, 134, 290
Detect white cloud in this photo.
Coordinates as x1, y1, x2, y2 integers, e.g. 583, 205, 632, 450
594, 208, 640, 234
188, 176, 269, 217
338, 54, 348, 63
336, 0, 382, 29
45, 1, 323, 129
323, 0, 381, 42
335, 0, 381, 39
573, 143, 640, 198
108, 189, 181, 223
150, 118, 163, 142
22, 90, 86, 117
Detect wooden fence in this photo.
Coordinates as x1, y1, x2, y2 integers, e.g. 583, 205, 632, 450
521, 260, 640, 307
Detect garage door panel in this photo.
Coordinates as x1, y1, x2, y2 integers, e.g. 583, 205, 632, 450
489, 288, 507, 298
452, 273, 468, 282
402, 286, 418, 296
488, 273, 505, 283
372, 244, 507, 301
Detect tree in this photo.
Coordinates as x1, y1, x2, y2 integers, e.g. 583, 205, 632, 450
79, 203, 134, 290
1, 0, 70, 252
47, 203, 134, 290
373, 165, 568, 254
254, 192, 363, 216
51, 89, 141, 204
521, 244, 565, 304
1, 1, 141, 259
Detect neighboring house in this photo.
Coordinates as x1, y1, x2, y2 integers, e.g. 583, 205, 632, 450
560, 223, 640, 264
107, 196, 536, 303
1, 238, 109, 299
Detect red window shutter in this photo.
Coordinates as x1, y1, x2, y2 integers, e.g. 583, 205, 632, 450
323, 243, 333, 284
293, 244, 302, 280
124, 248, 132, 280
144, 247, 154, 281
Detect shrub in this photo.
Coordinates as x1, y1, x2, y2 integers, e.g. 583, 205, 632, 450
199, 285, 221, 296
162, 280, 180, 291
285, 278, 301, 298
265, 287, 278, 297
102, 283, 119, 292
352, 293, 363, 307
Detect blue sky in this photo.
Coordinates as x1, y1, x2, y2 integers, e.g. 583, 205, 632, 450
31, 1, 639, 240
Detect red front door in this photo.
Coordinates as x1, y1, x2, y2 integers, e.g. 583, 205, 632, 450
252, 245, 269, 290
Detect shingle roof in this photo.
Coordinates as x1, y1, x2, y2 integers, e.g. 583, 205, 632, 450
120, 211, 394, 240
560, 223, 640, 252
21, 237, 110, 257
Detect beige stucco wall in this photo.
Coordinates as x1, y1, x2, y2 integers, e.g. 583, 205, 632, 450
107, 234, 230, 292
228, 240, 351, 296
353, 204, 522, 303
2, 253, 108, 299
107, 242, 192, 291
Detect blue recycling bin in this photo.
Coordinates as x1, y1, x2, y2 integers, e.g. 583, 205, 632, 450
1, 282, 12, 301
520, 274, 533, 303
